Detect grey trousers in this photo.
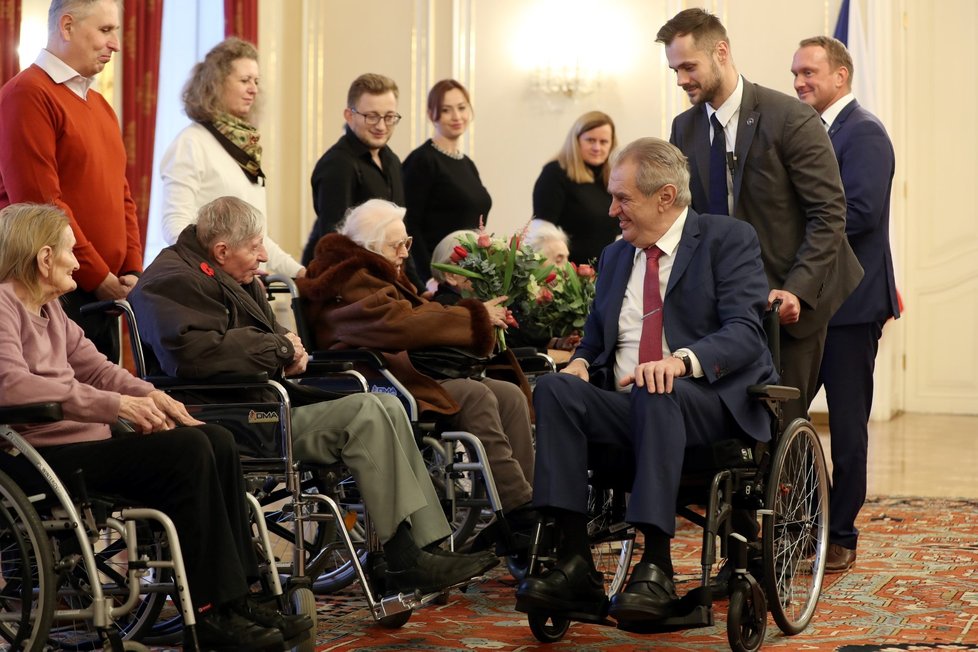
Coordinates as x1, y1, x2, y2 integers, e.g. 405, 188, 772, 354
290, 392, 450, 547
440, 377, 534, 512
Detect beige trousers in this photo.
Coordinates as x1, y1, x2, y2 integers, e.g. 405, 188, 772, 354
440, 377, 535, 512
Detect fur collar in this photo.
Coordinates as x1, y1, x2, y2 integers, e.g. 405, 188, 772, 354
298, 233, 403, 301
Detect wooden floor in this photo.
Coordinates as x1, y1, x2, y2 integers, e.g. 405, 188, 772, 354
814, 411, 978, 499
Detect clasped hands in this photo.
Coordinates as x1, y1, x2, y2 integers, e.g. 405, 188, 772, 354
118, 390, 203, 434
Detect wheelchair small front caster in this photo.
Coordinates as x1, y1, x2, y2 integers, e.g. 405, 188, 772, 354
727, 579, 767, 652
527, 611, 571, 643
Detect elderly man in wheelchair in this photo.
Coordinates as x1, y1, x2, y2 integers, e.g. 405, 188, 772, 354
515, 138, 780, 628
0, 203, 309, 650
128, 196, 497, 599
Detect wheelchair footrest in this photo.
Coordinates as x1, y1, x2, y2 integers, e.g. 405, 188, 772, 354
616, 588, 714, 632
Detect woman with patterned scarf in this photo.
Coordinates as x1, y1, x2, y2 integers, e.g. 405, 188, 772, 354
159, 38, 304, 278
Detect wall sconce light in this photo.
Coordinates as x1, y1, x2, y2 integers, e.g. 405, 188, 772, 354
532, 62, 601, 99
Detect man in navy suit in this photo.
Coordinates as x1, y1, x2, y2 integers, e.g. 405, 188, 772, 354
791, 37, 900, 573
657, 9, 864, 425
515, 138, 777, 624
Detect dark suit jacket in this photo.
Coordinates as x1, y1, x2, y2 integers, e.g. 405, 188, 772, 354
669, 79, 864, 339
572, 210, 778, 441
827, 100, 900, 325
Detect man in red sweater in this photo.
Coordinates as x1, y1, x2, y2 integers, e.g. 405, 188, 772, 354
0, 0, 142, 362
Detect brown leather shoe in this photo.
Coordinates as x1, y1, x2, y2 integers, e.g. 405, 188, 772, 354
825, 543, 856, 573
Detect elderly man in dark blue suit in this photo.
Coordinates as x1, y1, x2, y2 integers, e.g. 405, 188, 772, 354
515, 138, 777, 625
791, 37, 900, 574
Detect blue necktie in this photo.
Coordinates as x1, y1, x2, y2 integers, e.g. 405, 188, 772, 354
709, 113, 729, 215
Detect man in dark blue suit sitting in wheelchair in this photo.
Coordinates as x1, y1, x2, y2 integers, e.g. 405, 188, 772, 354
516, 138, 777, 625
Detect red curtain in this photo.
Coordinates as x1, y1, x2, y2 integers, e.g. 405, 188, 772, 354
224, 0, 258, 42
0, 0, 22, 87
122, 0, 163, 248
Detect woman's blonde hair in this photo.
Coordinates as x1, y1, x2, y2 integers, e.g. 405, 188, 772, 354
0, 203, 71, 302
555, 110, 617, 186
183, 37, 260, 123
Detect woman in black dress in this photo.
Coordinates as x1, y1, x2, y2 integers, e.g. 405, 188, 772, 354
532, 111, 619, 264
403, 80, 492, 284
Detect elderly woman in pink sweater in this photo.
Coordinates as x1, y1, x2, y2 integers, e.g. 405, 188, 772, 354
0, 203, 308, 649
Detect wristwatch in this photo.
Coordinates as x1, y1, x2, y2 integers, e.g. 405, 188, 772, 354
672, 351, 692, 377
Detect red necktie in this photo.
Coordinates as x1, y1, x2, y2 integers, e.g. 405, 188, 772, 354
639, 246, 664, 363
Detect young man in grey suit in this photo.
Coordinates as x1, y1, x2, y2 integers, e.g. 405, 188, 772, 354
791, 36, 900, 573
657, 8, 864, 424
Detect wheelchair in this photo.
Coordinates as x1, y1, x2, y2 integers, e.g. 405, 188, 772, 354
517, 303, 829, 652
97, 298, 491, 633
0, 402, 208, 651
264, 275, 515, 557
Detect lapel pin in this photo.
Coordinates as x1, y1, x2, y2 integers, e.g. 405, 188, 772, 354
746, 117, 755, 126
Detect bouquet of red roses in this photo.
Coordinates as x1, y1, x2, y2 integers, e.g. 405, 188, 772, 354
431, 222, 556, 351
521, 260, 597, 341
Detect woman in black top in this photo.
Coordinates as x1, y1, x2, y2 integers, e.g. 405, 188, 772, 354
532, 111, 618, 264
403, 80, 492, 283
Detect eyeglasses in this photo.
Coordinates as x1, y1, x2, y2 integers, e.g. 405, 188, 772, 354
385, 236, 413, 252
351, 108, 402, 126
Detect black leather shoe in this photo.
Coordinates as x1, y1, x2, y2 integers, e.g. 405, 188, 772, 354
515, 554, 607, 619
232, 594, 313, 641
386, 548, 498, 594
195, 605, 285, 651
609, 562, 678, 623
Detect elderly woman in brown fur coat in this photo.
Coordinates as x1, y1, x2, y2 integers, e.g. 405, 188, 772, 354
296, 199, 536, 550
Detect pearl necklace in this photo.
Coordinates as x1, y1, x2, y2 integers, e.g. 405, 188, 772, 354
431, 140, 464, 160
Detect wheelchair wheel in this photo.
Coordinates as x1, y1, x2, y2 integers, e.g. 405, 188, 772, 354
47, 521, 170, 649
425, 438, 490, 548
587, 487, 634, 596
0, 470, 56, 652
527, 612, 571, 643
288, 587, 317, 652
727, 580, 767, 652
762, 418, 829, 635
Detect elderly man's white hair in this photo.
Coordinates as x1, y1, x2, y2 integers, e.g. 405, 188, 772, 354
48, 0, 120, 36
430, 229, 477, 282
337, 199, 407, 255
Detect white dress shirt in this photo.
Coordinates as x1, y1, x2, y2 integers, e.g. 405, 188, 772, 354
34, 49, 96, 100
819, 92, 856, 131
614, 207, 703, 389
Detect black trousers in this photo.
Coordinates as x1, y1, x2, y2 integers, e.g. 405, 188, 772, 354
40, 424, 256, 610
61, 288, 121, 364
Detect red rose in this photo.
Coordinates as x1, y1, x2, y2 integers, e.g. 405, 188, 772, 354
477, 233, 492, 248
577, 264, 595, 278
200, 262, 215, 277
536, 288, 554, 304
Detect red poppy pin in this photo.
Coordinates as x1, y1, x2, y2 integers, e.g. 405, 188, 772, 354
199, 262, 215, 277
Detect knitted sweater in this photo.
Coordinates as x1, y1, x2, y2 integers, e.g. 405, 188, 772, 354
0, 283, 154, 447
0, 65, 143, 291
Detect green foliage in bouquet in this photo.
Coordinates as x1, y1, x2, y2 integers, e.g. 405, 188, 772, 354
431, 225, 555, 350
521, 261, 597, 339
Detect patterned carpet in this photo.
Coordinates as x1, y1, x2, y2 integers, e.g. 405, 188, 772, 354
309, 497, 978, 651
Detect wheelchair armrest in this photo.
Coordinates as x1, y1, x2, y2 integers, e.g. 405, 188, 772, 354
78, 299, 124, 317
0, 402, 63, 424
299, 360, 354, 375
747, 383, 800, 401
144, 372, 270, 388
310, 349, 388, 369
